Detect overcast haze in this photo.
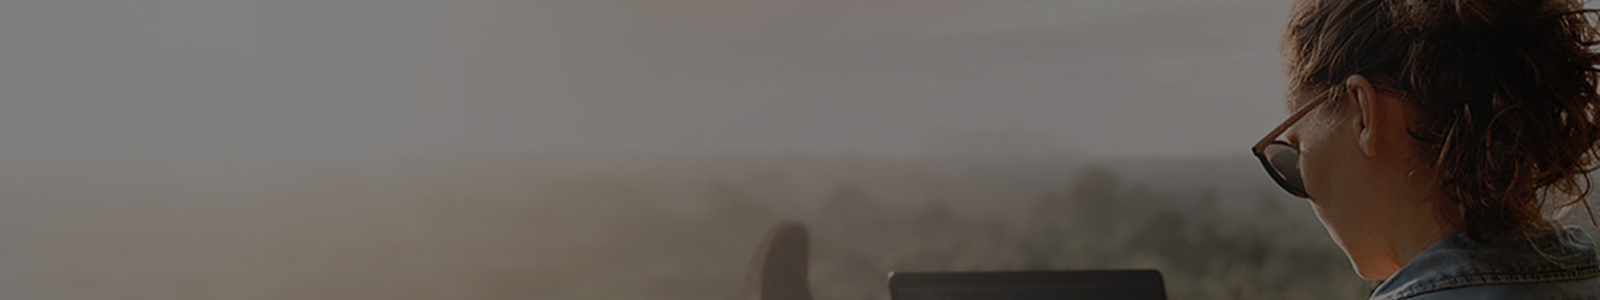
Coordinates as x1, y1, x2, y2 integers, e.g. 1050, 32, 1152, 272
0, 0, 1291, 163
0, 2, 1406, 299
0, 0, 1293, 163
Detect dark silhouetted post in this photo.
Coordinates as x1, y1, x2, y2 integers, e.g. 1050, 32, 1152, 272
740, 222, 813, 300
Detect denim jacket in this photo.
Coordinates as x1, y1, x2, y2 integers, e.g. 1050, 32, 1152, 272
1370, 226, 1600, 300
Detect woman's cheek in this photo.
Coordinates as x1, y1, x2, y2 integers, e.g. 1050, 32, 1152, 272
1297, 122, 1345, 201
1299, 144, 1329, 201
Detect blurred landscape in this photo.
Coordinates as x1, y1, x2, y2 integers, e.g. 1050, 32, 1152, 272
0, 153, 1388, 300
10, 0, 1600, 299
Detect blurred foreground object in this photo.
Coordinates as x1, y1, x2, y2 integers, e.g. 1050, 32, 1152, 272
887, 270, 1167, 300
740, 222, 813, 300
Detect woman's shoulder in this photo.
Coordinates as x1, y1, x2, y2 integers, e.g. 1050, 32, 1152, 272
1372, 226, 1600, 300
1402, 277, 1600, 300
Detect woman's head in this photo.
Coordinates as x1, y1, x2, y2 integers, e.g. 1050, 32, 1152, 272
1274, 0, 1600, 279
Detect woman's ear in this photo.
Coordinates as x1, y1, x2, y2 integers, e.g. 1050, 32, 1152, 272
1346, 75, 1380, 158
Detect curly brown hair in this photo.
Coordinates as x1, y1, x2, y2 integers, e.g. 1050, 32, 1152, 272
1285, 0, 1600, 241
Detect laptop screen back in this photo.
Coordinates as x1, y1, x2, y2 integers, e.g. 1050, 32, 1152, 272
888, 270, 1167, 300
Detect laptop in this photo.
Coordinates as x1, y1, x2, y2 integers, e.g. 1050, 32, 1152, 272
888, 270, 1167, 300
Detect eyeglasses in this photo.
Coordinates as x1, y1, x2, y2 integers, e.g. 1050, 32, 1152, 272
1252, 86, 1338, 199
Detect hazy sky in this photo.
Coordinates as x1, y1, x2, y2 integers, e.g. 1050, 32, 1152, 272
0, 0, 1295, 163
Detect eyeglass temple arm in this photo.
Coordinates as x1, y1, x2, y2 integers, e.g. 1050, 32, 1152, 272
1252, 88, 1334, 152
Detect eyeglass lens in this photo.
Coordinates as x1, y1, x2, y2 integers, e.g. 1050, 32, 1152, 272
1261, 142, 1307, 198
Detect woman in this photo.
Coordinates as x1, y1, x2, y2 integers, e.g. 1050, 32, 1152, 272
1254, 0, 1600, 298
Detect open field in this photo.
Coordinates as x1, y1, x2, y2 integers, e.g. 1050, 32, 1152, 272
0, 155, 1444, 299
